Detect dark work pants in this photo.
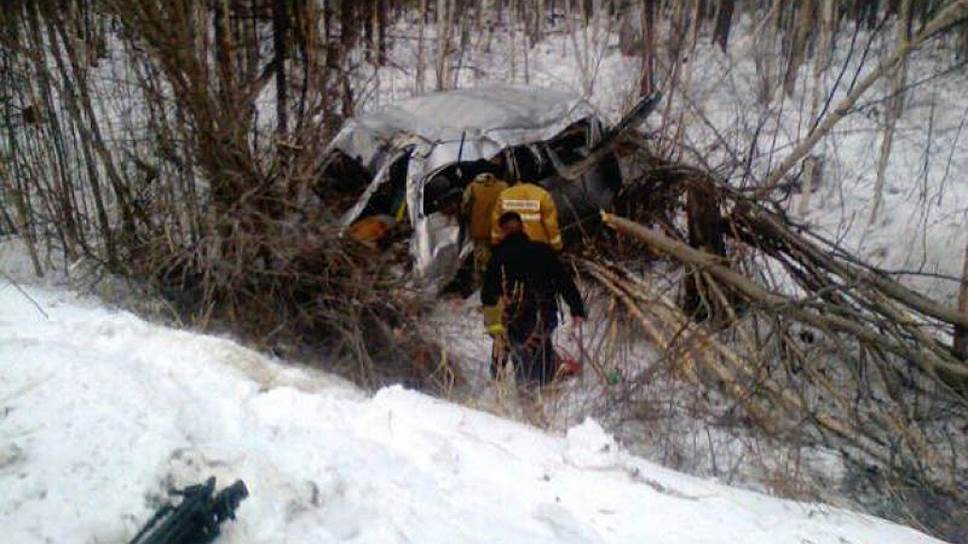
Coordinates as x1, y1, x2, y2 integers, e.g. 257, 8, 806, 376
491, 301, 559, 386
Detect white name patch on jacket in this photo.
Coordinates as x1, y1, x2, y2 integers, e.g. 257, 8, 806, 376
502, 199, 541, 221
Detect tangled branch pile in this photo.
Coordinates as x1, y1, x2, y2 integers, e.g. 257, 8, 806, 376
579, 154, 966, 536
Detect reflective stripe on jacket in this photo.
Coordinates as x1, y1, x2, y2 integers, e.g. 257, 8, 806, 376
490, 183, 563, 250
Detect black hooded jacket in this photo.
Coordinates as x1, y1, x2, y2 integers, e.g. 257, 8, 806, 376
481, 232, 586, 320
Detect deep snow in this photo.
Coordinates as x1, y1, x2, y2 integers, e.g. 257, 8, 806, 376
3, 10, 965, 544
0, 280, 947, 543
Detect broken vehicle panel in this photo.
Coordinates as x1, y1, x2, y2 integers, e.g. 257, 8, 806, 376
318, 85, 639, 291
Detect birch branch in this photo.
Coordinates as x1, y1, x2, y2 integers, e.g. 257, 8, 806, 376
600, 212, 968, 395
756, 0, 968, 197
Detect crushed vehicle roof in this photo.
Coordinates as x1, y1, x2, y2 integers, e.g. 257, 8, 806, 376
326, 85, 597, 170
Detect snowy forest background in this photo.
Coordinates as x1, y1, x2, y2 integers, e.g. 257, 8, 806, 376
2, 1, 968, 541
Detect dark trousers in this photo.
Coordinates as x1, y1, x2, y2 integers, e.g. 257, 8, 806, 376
491, 301, 559, 385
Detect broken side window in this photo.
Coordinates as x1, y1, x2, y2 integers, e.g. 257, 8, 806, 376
422, 160, 480, 217
546, 120, 591, 167
312, 150, 372, 209
359, 148, 413, 222
506, 145, 549, 182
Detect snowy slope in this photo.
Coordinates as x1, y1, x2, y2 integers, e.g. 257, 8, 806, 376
0, 282, 946, 543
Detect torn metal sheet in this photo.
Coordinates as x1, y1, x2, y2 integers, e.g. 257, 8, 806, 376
323, 85, 623, 291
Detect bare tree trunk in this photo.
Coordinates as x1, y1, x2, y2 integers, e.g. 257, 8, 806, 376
665, 0, 705, 157
434, 0, 455, 90
692, 0, 706, 41
214, 1, 236, 106
855, 0, 880, 29
783, 0, 814, 97
796, 156, 818, 215
812, 0, 837, 97
377, 0, 388, 66
521, 0, 531, 83
340, 0, 357, 117
272, 0, 289, 135
956, 242, 968, 359
415, 0, 428, 93
960, 19, 968, 59
639, 0, 656, 96
535, 0, 545, 44
683, 183, 728, 321
291, 2, 312, 122
712, 0, 735, 52
753, 0, 783, 104
479, 0, 495, 53
451, 0, 471, 86
870, 0, 912, 224
800, 0, 836, 216
509, 2, 518, 83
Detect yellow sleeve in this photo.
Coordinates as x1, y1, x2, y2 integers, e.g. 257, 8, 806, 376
483, 301, 505, 336
490, 193, 504, 245
461, 183, 475, 217
541, 190, 563, 251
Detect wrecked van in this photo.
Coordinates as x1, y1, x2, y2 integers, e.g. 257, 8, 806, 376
316, 85, 636, 290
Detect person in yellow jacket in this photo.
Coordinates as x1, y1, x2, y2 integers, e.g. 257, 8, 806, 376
462, 172, 508, 279
490, 179, 563, 251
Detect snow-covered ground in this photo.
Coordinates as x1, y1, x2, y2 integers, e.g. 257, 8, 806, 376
3, 9, 964, 542
0, 279, 949, 543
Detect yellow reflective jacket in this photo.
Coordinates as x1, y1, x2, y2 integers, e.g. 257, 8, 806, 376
490, 183, 563, 250
462, 175, 508, 242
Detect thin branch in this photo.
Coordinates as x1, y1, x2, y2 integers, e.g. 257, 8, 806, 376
0, 270, 49, 319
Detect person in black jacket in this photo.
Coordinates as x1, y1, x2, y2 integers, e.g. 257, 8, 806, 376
481, 211, 587, 385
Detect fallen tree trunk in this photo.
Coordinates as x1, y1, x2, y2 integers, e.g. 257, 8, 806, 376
601, 212, 968, 397
740, 208, 968, 331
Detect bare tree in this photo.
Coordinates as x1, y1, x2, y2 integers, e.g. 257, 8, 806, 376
870, 0, 913, 224
639, 0, 657, 96
712, 0, 735, 52
759, 0, 968, 197
272, 0, 290, 136
434, 0, 455, 90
